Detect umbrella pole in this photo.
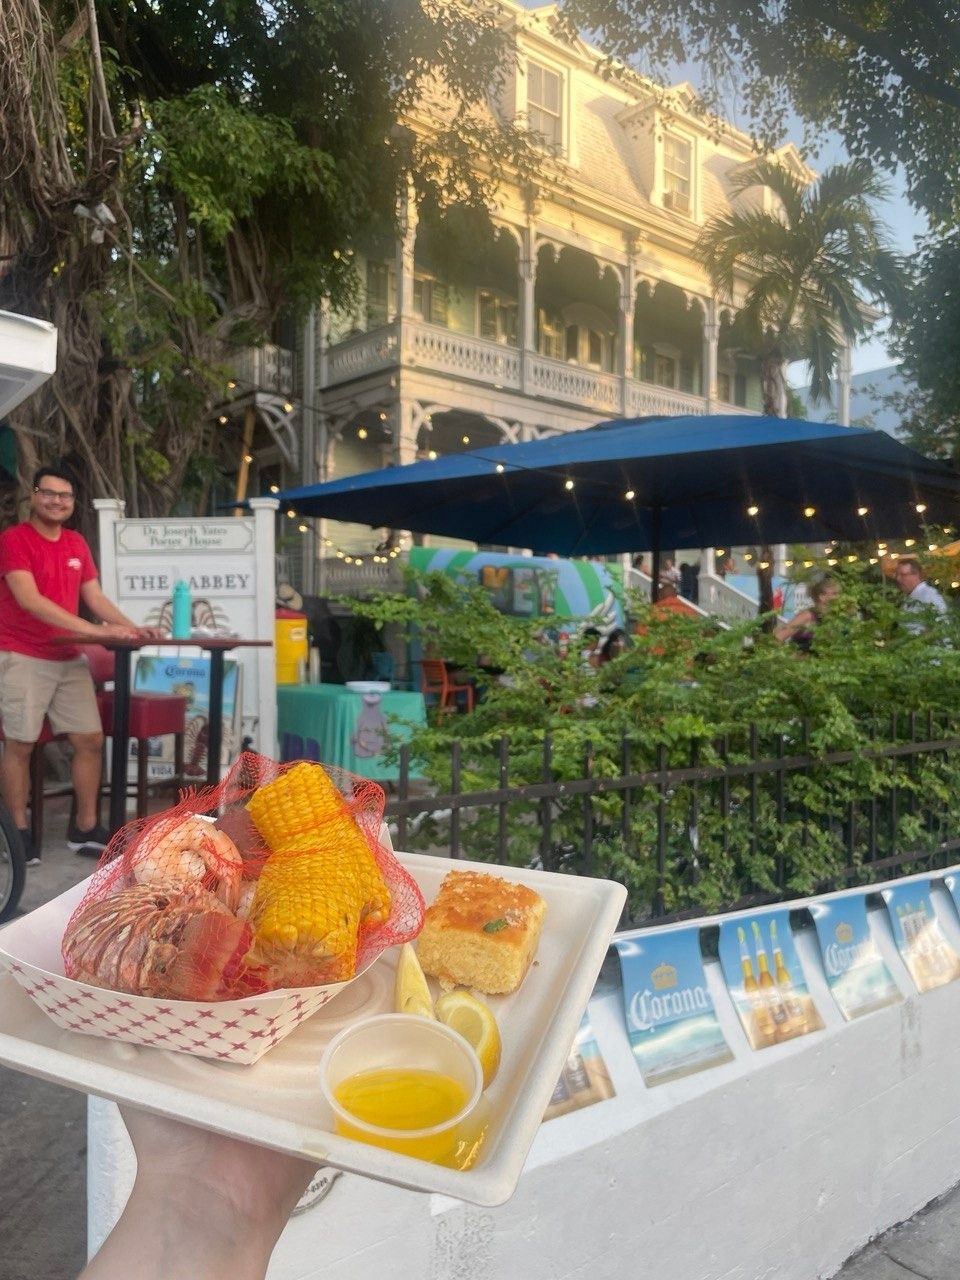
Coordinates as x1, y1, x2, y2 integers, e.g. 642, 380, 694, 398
650, 507, 662, 603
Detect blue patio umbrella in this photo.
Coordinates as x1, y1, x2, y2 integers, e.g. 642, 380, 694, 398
272, 415, 960, 583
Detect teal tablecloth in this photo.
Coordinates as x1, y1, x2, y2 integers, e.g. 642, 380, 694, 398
276, 683, 426, 780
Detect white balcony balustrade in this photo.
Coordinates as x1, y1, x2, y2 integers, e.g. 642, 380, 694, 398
404, 321, 521, 388
320, 319, 761, 419
326, 326, 399, 384
231, 343, 295, 395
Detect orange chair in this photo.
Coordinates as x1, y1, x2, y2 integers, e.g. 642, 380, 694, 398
420, 658, 474, 714
86, 646, 188, 819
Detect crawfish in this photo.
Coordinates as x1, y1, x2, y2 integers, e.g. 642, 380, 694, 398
62, 883, 252, 1001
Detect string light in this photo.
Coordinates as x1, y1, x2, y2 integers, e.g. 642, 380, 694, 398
286, 508, 296, 518
869, 557, 877, 565
243, 454, 253, 464
857, 506, 869, 516
227, 380, 237, 390
847, 554, 857, 562
717, 548, 726, 556
928, 543, 938, 552
298, 523, 308, 532
282, 401, 294, 414
744, 552, 753, 562
378, 411, 387, 421
905, 538, 916, 547
564, 478, 575, 491
218, 415, 228, 425
625, 489, 636, 501
803, 506, 816, 518
916, 502, 927, 513
428, 450, 438, 460
759, 560, 770, 569
803, 560, 813, 568
747, 504, 759, 517
461, 435, 471, 444
827, 558, 838, 566
357, 427, 368, 440
495, 463, 505, 473
953, 582, 960, 590
269, 485, 279, 494
785, 559, 793, 568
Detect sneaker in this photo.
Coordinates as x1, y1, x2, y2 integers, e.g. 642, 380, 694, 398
17, 828, 40, 867
66, 821, 111, 853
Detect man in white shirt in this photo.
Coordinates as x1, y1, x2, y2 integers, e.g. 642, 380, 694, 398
894, 556, 948, 633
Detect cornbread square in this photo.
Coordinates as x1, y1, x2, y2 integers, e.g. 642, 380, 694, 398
417, 870, 547, 995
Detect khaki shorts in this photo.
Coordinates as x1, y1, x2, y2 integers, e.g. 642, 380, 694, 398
0, 652, 102, 741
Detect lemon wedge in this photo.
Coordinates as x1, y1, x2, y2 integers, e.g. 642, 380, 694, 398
394, 943, 435, 1018
434, 990, 501, 1089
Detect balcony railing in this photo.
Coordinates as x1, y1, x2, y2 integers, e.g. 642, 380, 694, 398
326, 325, 398, 384
405, 321, 521, 388
231, 343, 295, 396
527, 353, 621, 415
317, 557, 403, 597
321, 320, 761, 418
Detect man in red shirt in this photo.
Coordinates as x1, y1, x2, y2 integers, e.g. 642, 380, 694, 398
0, 465, 160, 862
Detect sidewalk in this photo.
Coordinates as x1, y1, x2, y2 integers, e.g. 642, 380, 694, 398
835, 1182, 960, 1278
1, 795, 104, 1280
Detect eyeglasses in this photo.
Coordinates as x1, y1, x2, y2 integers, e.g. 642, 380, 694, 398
34, 488, 75, 501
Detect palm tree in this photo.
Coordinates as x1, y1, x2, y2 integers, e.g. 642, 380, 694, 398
695, 157, 905, 416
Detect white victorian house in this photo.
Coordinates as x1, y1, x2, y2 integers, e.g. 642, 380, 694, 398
233, 2, 851, 585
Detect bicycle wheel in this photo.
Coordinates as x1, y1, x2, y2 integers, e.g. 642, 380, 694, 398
0, 803, 26, 924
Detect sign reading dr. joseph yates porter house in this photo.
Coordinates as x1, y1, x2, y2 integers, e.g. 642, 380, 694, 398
115, 521, 256, 601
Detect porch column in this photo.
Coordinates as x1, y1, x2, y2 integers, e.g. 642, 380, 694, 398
619, 257, 636, 415
394, 398, 420, 467
838, 341, 852, 426
703, 300, 719, 412
520, 221, 537, 396
317, 297, 330, 389
395, 176, 418, 327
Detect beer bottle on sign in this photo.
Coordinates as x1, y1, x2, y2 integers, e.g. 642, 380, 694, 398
770, 918, 805, 1026
738, 925, 774, 1043
752, 920, 789, 1034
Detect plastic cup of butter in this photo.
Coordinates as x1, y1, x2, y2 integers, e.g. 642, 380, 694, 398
319, 1013, 483, 1163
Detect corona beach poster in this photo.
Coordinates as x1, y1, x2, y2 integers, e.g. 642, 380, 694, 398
718, 911, 824, 1051
614, 929, 732, 1086
809, 894, 902, 1020
881, 882, 960, 993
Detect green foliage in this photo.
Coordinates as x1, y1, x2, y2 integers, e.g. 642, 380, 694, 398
361, 569, 960, 919
893, 231, 960, 464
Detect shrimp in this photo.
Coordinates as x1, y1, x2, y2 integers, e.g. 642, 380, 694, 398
131, 814, 243, 912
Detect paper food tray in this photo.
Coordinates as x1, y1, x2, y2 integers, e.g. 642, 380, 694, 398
0, 853, 625, 1205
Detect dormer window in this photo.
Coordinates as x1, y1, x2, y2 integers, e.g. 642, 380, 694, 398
663, 133, 692, 213
527, 61, 563, 148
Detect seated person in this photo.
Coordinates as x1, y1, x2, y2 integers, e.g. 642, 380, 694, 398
774, 576, 840, 651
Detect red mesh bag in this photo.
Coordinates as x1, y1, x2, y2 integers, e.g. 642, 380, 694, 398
62, 752, 424, 1001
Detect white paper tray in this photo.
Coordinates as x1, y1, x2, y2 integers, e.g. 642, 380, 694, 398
0, 853, 625, 1205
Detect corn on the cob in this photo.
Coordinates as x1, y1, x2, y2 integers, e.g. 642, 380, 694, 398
246, 848, 366, 983
244, 763, 391, 985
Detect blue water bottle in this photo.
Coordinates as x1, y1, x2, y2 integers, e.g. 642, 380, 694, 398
171, 580, 192, 638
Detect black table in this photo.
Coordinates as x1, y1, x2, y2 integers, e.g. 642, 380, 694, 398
66, 636, 271, 835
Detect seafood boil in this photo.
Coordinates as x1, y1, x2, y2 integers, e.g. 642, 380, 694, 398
60, 756, 424, 1001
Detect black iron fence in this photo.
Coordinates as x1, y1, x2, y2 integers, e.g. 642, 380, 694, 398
384, 712, 960, 926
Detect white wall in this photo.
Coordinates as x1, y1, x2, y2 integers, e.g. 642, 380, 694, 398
87, 885, 960, 1279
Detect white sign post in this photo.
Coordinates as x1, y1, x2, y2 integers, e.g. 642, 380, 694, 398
94, 498, 279, 764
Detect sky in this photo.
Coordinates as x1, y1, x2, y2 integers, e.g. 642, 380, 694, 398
520, 1, 925, 378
